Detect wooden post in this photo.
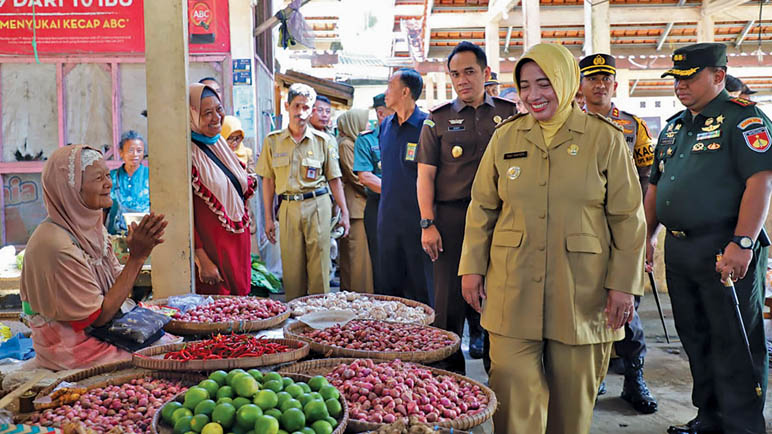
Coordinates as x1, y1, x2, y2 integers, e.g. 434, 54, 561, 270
697, 14, 716, 42
522, 0, 541, 51
144, 0, 195, 297
485, 20, 501, 75
584, 0, 610, 55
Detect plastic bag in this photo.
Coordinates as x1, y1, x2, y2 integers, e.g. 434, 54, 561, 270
105, 307, 170, 344
166, 294, 213, 313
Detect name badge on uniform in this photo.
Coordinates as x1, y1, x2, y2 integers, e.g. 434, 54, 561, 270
504, 151, 527, 159
448, 119, 465, 132
302, 158, 322, 180
696, 130, 721, 141
405, 142, 418, 161
660, 137, 675, 146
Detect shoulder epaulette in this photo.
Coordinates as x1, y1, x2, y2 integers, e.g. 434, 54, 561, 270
666, 110, 684, 122
309, 128, 331, 139
729, 97, 756, 107
587, 112, 623, 132
495, 112, 528, 129
358, 129, 374, 136
266, 129, 283, 137
429, 101, 452, 113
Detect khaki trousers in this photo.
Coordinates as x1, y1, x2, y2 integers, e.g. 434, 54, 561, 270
339, 218, 373, 293
489, 333, 612, 434
278, 195, 332, 301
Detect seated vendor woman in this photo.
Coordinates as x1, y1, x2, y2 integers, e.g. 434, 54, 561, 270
106, 130, 150, 235
20, 145, 167, 371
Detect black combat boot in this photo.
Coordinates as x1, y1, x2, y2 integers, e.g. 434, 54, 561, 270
620, 357, 658, 414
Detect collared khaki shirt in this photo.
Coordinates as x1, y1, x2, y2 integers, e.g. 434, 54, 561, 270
417, 95, 518, 202
256, 127, 342, 195
606, 104, 654, 191
458, 106, 646, 344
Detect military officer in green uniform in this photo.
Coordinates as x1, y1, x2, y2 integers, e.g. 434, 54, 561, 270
645, 43, 772, 434
353, 93, 393, 292
579, 52, 658, 415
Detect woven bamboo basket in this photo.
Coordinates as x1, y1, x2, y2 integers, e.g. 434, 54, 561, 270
288, 294, 436, 325
148, 295, 290, 335
151, 372, 349, 434
279, 358, 496, 433
33, 360, 204, 422
284, 321, 459, 364
133, 338, 310, 371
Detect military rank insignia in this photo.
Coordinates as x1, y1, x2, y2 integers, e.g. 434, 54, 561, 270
743, 127, 771, 153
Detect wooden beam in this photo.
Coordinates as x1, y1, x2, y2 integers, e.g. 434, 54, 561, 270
428, 4, 765, 28
702, 0, 751, 17
697, 12, 716, 42
522, 0, 541, 51
488, 0, 519, 22
144, 0, 195, 297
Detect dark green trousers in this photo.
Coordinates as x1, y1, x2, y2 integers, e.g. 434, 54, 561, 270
664, 231, 768, 434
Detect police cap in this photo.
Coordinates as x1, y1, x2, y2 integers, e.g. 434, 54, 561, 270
579, 53, 616, 77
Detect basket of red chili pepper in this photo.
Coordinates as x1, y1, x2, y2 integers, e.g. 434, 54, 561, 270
133, 335, 310, 371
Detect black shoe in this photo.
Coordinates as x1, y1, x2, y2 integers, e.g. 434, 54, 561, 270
667, 417, 723, 434
620, 357, 658, 414
597, 380, 607, 396
469, 335, 484, 359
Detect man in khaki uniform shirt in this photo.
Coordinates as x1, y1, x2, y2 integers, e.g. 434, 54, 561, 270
459, 44, 645, 434
256, 83, 350, 301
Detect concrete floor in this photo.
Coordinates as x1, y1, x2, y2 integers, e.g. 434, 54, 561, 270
461, 292, 772, 433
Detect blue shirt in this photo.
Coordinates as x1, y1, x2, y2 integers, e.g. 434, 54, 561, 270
378, 106, 428, 227
106, 164, 150, 234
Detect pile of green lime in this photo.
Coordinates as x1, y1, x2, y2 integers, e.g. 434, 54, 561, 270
160, 368, 344, 434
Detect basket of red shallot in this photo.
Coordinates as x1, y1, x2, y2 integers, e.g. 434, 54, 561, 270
279, 358, 495, 433
147, 295, 290, 335
284, 320, 460, 364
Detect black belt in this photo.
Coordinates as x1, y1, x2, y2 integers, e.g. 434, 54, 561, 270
282, 187, 329, 201
667, 219, 737, 240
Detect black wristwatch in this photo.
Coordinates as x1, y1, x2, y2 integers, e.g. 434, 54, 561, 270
420, 219, 435, 229
731, 235, 754, 250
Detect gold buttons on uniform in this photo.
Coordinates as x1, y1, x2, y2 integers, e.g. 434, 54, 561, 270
493, 115, 502, 124
451, 145, 463, 158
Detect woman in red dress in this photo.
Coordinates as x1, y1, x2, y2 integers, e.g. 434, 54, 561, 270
190, 83, 256, 295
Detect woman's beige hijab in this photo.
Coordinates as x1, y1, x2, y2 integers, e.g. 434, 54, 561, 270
336, 109, 369, 146
21, 145, 119, 321
514, 43, 580, 146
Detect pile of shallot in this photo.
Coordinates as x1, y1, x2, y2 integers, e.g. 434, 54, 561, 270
325, 359, 488, 425
302, 320, 455, 352
173, 297, 286, 322
290, 292, 429, 324
29, 377, 188, 433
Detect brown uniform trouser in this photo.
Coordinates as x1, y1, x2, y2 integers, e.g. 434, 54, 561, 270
278, 194, 332, 301
432, 200, 470, 373
489, 333, 612, 434
339, 218, 373, 293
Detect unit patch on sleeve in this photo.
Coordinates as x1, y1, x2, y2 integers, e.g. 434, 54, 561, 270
743, 127, 771, 153
738, 117, 763, 130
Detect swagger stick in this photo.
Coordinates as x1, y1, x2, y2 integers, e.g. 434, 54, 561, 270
716, 252, 763, 398
647, 271, 671, 344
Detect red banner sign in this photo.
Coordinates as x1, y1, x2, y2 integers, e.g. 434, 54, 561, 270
0, 0, 230, 56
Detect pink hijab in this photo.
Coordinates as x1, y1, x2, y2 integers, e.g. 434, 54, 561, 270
190, 83, 250, 233
21, 145, 120, 321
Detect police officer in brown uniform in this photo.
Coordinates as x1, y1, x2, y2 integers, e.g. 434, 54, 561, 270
579, 53, 658, 414
417, 41, 518, 374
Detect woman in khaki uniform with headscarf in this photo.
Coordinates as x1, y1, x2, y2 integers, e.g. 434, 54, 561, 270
336, 109, 374, 293
459, 44, 646, 433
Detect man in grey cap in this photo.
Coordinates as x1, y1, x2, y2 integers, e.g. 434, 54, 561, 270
646, 42, 772, 434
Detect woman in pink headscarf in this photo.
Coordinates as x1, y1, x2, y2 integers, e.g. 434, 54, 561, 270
190, 83, 256, 295
20, 145, 167, 371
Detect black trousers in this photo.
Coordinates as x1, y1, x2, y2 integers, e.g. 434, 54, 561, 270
665, 231, 768, 434
613, 295, 647, 361
377, 219, 433, 307
364, 194, 380, 292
